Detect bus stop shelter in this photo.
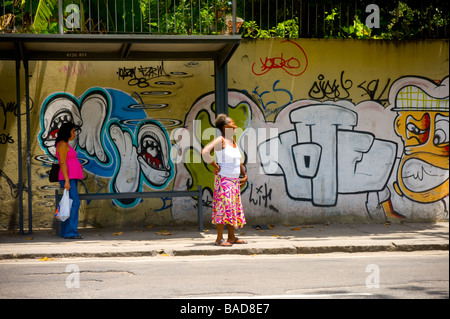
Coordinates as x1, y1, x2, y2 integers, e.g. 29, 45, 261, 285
0, 33, 241, 234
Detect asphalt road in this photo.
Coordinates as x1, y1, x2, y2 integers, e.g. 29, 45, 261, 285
0, 251, 448, 301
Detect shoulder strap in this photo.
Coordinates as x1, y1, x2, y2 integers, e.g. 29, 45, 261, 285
221, 136, 226, 150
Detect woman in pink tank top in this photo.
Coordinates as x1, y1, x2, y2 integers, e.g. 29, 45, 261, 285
56, 122, 84, 239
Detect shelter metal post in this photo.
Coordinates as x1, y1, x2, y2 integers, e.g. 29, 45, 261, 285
24, 59, 32, 234
197, 184, 203, 231
15, 58, 24, 235
54, 189, 60, 235
214, 58, 228, 116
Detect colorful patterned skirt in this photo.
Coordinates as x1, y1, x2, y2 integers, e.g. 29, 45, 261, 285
212, 174, 246, 229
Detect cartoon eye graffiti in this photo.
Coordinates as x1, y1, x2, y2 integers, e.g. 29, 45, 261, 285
434, 116, 449, 146
406, 122, 428, 136
405, 114, 431, 144
434, 129, 448, 145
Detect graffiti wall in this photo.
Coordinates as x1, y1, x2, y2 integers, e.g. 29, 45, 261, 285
0, 39, 448, 229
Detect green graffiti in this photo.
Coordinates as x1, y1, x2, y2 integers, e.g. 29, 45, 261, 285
185, 102, 251, 193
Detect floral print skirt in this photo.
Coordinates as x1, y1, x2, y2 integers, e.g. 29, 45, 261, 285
212, 174, 246, 229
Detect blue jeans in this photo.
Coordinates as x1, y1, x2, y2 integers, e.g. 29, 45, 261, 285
59, 180, 80, 238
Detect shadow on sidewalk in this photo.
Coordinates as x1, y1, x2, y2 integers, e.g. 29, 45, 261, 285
1, 222, 447, 244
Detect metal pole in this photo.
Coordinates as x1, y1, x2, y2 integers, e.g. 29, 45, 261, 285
97, 0, 100, 32
206, 0, 209, 34
197, 184, 203, 231
107, 0, 109, 32
15, 58, 24, 235
214, 59, 228, 116
123, 0, 126, 32
54, 189, 60, 235
148, 0, 151, 33
157, 0, 160, 33
115, 0, 118, 32
232, 0, 236, 35
58, 0, 63, 34
190, 0, 193, 34
131, 0, 134, 33
24, 59, 32, 234
174, 0, 177, 33
89, 0, 92, 32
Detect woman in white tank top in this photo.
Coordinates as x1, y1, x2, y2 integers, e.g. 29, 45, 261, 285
202, 114, 248, 246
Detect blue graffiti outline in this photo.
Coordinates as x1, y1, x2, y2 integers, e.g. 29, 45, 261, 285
107, 119, 141, 208
106, 118, 175, 208
37, 87, 115, 173
243, 80, 293, 114
38, 87, 175, 209
76, 87, 113, 169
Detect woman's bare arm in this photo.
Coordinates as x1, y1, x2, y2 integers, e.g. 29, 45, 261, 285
201, 136, 223, 174
57, 142, 70, 190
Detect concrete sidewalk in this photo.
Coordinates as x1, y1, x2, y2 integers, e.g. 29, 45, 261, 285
0, 222, 448, 259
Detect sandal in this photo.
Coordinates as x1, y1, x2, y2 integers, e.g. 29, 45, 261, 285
65, 235, 84, 239
214, 239, 232, 246
231, 237, 247, 244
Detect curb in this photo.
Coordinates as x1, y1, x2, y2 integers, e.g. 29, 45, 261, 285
0, 243, 447, 260
295, 243, 450, 254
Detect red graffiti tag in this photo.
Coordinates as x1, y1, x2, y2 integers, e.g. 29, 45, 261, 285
252, 41, 308, 76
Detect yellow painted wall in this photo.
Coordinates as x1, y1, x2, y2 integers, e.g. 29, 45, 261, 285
0, 39, 448, 229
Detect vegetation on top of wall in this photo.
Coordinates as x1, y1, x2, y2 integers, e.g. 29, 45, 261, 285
0, 0, 448, 39
238, 0, 449, 40
1, 0, 232, 35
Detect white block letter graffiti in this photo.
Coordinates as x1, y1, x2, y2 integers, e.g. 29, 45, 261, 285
258, 102, 397, 207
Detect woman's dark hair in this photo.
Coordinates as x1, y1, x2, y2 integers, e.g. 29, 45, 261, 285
55, 122, 76, 144
214, 114, 230, 135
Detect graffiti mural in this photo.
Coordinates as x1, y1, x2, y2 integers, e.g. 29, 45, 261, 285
172, 77, 448, 222
258, 101, 397, 210
31, 77, 450, 222
2, 39, 448, 228
390, 76, 449, 211
37, 87, 174, 208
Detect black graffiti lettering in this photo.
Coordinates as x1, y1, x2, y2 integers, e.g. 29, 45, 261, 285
0, 169, 27, 198
357, 78, 391, 105
0, 99, 17, 130
249, 183, 272, 208
117, 62, 169, 88
308, 71, 352, 100
308, 72, 392, 104
117, 67, 136, 80
138, 63, 169, 78
127, 77, 150, 88
0, 133, 14, 144
0, 98, 34, 131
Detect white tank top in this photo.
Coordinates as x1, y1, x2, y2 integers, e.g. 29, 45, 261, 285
216, 141, 242, 179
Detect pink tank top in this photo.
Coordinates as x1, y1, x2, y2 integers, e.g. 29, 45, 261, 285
56, 142, 84, 180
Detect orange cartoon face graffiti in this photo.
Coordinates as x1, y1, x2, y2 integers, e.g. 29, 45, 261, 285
393, 81, 449, 203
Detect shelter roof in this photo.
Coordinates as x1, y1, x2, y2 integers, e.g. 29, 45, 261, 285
0, 34, 241, 67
